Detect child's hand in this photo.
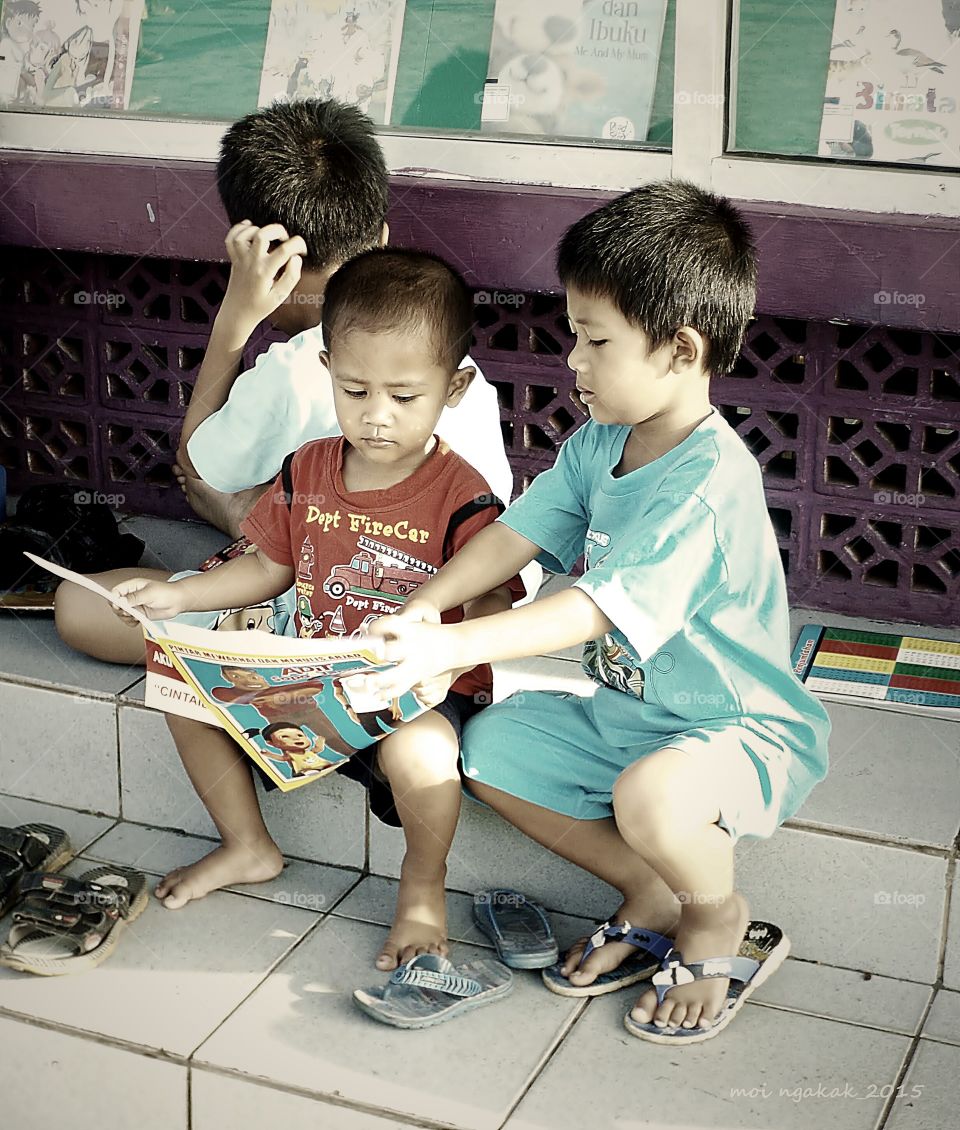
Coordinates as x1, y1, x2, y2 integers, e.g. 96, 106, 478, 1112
219, 220, 307, 335
411, 671, 454, 710
110, 578, 186, 623
361, 618, 460, 702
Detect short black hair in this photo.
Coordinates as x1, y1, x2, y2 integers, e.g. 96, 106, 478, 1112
262, 722, 305, 741
556, 179, 757, 375
7, 1, 41, 19
216, 99, 389, 272
322, 248, 474, 373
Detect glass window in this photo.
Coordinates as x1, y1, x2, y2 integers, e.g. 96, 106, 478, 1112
0, 0, 675, 148
732, 0, 960, 169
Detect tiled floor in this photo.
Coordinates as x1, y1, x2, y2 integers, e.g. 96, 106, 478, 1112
1, 515, 959, 1129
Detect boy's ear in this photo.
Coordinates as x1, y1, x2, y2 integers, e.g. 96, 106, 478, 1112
671, 326, 707, 373
318, 349, 330, 371
380, 221, 390, 247
445, 365, 475, 406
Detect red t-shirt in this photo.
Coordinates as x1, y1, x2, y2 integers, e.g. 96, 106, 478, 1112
242, 437, 522, 700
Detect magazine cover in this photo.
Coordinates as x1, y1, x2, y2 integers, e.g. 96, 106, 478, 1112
792, 623, 960, 719
257, 0, 407, 124
818, 0, 959, 167
27, 553, 426, 793
0, 0, 144, 110
481, 0, 667, 141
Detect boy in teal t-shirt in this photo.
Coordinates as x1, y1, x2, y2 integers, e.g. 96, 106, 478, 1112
363, 180, 830, 1045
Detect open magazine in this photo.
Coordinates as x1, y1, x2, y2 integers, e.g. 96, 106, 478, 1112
27, 553, 425, 793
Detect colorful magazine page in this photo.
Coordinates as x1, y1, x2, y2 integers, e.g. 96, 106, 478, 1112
25, 552, 425, 793
258, 0, 407, 124
818, 0, 959, 167
791, 623, 960, 719
482, 0, 667, 141
0, 0, 145, 110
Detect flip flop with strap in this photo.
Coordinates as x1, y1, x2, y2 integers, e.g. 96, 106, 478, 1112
0, 824, 72, 918
354, 953, 513, 1029
472, 889, 559, 969
0, 864, 149, 976
542, 920, 675, 997
623, 920, 790, 1044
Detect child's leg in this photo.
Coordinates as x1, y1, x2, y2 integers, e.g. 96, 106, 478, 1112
154, 714, 284, 909
55, 567, 171, 663
469, 779, 681, 984
373, 711, 462, 971
611, 748, 749, 1032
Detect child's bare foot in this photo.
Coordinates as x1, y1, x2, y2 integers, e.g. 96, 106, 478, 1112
154, 839, 284, 909
561, 892, 680, 989
376, 865, 448, 971
629, 891, 750, 1031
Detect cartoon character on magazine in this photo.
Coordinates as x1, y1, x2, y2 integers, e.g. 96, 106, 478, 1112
242, 721, 333, 778
331, 676, 417, 739
214, 603, 280, 634
211, 667, 358, 756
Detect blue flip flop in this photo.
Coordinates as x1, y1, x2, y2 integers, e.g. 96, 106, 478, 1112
353, 953, 513, 1029
541, 920, 675, 997
472, 889, 559, 969
623, 921, 790, 1044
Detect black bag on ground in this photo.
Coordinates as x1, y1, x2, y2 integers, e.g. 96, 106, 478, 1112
0, 485, 144, 592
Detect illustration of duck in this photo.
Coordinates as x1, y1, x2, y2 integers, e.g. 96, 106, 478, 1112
888, 29, 946, 76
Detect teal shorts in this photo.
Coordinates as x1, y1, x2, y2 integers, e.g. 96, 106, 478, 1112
461, 690, 791, 842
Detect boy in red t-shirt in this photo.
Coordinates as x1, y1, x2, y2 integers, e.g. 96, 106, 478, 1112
114, 249, 521, 971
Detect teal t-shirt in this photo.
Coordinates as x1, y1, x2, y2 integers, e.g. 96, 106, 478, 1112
499, 411, 830, 823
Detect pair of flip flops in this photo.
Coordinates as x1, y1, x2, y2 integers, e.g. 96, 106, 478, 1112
353, 888, 557, 1028
0, 823, 148, 976
542, 916, 790, 1045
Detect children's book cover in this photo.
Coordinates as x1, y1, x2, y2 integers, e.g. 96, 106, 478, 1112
792, 623, 960, 718
27, 553, 426, 793
481, 0, 667, 141
258, 0, 406, 124
818, 0, 959, 167
0, 0, 144, 110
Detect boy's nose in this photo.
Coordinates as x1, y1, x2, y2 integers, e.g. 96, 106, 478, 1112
566, 340, 586, 374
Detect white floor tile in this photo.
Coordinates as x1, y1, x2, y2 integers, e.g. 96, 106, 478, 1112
794, 702, 960, 848
119, 514, 227, 574
0, 794, 115, 854
942, 871, 960, 989
0, 857, 318, 1055
921, 989, 960, 1046
883, 1039, 960, 1130
195, 916, 582, 1130
508, 991, 910, 1130
751, 957, 931, 1035
0, 1015, 187, 1130
192, 1070, 415, 1130
0, 683, 120, 813
737, 827, 946, 982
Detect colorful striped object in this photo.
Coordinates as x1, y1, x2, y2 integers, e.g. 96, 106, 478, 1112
792, 625, 960, 714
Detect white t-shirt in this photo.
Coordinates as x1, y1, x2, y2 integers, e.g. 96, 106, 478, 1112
187, 324, 514, 505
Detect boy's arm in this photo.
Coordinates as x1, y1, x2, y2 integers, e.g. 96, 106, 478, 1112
366, 587, 612, 701
176, 221, 306, 476
112, 550, 294, 620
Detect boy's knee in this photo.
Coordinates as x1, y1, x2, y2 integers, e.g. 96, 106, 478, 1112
612, 754, 689, 838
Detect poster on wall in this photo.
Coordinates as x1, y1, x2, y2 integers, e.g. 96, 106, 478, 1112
819, 0, 960, 167
0, 0, 144, 110
258, 0, 407, 124
481, 0, 668, 141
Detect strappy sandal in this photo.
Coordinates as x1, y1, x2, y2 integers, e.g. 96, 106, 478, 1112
472, 889, 559, 969
0, 824, 72, 917
541, 920, 675, 997
0, 865, 149, 976
354, 953, 513, 1029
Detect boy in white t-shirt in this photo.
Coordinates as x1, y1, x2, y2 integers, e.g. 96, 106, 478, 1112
55, 98, 519, 664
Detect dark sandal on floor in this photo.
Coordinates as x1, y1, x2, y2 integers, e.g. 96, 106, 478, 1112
0, 865, 149, 975
473, 889, 559, 969
542, 920, 675, 997
623, 921, 791, 1044
0, 824, 72, 918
